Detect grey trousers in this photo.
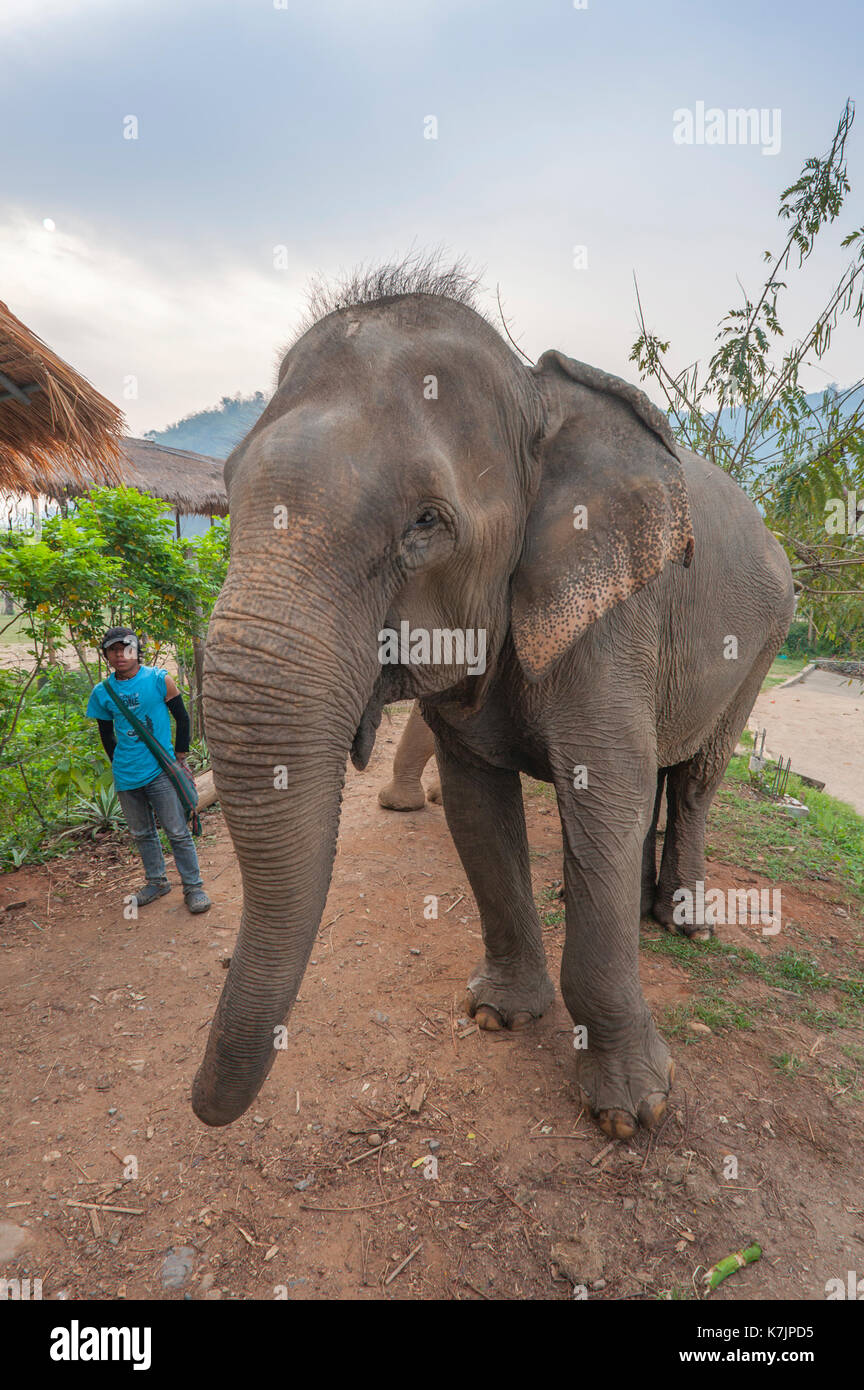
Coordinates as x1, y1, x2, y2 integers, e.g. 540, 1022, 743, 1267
117, 771, 203, 891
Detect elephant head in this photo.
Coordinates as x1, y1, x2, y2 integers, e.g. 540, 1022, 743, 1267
191, 264, 693, 1126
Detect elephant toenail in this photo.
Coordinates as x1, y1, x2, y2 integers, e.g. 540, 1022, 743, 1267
510, 1011, 534, 1030
598, 1108, 637, 1141
637, 1093, 668, 1128
475, 1005, 504, 1031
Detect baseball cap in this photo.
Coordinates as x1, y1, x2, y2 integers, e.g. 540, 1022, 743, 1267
101, 627, 140, 655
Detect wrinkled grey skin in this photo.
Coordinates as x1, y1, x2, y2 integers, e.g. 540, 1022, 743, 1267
192, 288, 794, 1140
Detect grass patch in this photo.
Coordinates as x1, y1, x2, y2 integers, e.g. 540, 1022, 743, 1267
661, 993, 758, 1039
708, 754, 864, 902
771, 1052, 805, 1075
643, 930, 864, 1012
761, 655, 808, 689
799, 1004, 852, 1029
540, 904, 565, 927
823, 1065, 864, 1102
537, 883, 564, 927
522, 776, 556, 802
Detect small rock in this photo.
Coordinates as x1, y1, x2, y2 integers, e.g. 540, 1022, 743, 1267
0, 1221, 30, 1261
370, 1010, 389, 1025
42, 1151, 62, 1163
367, 1133, 382, 1147
204, 1288, 222, 1300
551, 1235, 605, 1285
199, 1272, 215, 1291
687, 1021, 713, 1035
409, 948, 421, 956
592, 1278, 607, 1291
294, 1177, 314, 1192
428, 1139, 441, 1152
161, 1247, 196, 1290
622, 1197, 635, 1211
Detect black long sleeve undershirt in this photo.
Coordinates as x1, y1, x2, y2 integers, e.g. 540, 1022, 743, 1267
97, 718, 116, 762
97, 693, 191, 762
167, 694, 191, 754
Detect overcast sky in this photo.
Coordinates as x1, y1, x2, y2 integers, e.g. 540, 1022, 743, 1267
1, 0, 862, 436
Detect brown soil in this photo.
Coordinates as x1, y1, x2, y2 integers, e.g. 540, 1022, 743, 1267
2, 705, 863, 1302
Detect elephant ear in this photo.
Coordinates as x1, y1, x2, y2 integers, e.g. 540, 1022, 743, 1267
511, 350, 694, 681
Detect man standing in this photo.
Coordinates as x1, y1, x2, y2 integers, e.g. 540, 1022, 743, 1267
87, 627, 211, 913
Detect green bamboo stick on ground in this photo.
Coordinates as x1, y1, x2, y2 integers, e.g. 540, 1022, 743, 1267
704, 1242, 762, 1291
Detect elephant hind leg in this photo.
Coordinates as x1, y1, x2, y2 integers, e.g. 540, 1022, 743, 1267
640, 769, 666, 917
378, 701, 439, 811
653, 644, 777, 937
652, 757, 724, 939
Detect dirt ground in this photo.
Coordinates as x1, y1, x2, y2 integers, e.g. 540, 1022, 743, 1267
750, 667, 864, 815
2, 704, 863, 1302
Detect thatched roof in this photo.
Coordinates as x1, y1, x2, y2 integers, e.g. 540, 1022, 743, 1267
117, 438, 228, 516
36, 437, 228, 516
0, 300, 124, 495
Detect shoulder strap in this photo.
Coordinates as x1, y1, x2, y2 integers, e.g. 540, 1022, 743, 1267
101, 678, 153, 743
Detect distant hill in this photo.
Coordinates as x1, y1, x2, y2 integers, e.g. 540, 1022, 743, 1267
144, 392, 268, 460
145, 382, 862, 467
694, 384, 863, 462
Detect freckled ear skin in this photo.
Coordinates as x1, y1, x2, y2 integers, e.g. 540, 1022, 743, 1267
511, 350, 694, 681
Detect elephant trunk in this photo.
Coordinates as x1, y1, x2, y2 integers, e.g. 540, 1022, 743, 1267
191, 583, 379, 1126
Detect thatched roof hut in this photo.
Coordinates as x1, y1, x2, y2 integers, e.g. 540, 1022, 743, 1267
30, 437, 228, 534
0, 300, 124, 495
117, 437, 228, 517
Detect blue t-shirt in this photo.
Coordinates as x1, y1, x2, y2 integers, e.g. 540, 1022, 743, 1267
87, 665, 175, 790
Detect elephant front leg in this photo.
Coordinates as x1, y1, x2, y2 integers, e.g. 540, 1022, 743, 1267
436, 743, 554, 1029
554, 761, 674, 1139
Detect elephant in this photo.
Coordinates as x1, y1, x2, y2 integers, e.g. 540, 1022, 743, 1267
192, 260, 795, 1140
378, 701, 441, 809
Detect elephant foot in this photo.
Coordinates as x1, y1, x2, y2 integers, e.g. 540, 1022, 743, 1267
574, 1033, 675, 1140
651, 890, 715, 941
463, 958, 555, 1031
426, 778, 442, 804
378, 780, 426, 811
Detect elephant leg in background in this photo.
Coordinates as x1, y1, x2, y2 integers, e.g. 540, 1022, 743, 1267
378, 701, 441, 810
640, 769, 666, 917
435, 740, 555, 1028
553, 748, 673, 1140
652, 644, 779, 938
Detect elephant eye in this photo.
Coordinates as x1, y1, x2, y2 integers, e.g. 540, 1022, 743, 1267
410, 508, 438, 530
